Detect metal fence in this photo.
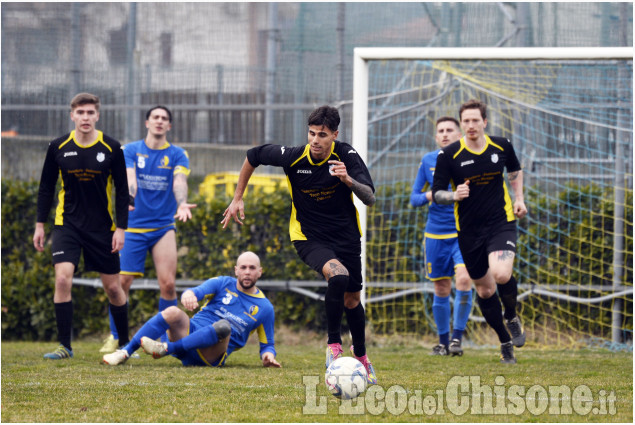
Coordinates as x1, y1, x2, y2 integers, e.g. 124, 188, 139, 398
2, 2, 632, 146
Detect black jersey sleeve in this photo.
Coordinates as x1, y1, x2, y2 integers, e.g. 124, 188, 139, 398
337, 142, 375, 192
36, 141, 60, 223
431, 149, 451, 200
247, 144, 303, 168
111, 144, 129, 229
502, 138, 522, 173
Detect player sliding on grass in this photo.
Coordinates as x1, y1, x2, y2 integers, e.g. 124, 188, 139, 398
432, 99, 527, 364
410, 116, 473, 357
221, 105, 377, 384
102, 252, 281, 368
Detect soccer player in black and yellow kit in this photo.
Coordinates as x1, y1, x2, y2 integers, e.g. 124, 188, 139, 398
33, 93, 130, 360
221, 105, 378, 384
432, 99, 528, 364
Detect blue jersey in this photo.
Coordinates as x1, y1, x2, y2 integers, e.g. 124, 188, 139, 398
123, 140, 190, 231
410, 149, 458, 237
189, 276, 276, 358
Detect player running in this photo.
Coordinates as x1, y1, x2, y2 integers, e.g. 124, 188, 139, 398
432, 99, 527, 364
102, 252, 280, 368
221, 105, 377, 384
410, 116, 473, 356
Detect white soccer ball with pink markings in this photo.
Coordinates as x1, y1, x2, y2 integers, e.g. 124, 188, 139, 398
324, 356, 367, 400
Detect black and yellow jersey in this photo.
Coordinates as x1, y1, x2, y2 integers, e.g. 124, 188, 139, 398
36, 130, 129, 231
431, 135, 521, 232
247, 141, 374, 244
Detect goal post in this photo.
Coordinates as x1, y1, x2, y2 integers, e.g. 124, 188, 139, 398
352, 47, 633, 348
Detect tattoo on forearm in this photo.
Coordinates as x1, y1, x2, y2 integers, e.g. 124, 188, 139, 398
508, 171, 519, 181
129, 184, 137, 197
434, 190, 455, 205
350, 178, 376, 206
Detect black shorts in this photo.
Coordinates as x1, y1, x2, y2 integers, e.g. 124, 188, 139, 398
457, 221, 517, 280
51, 225, 120, 274
293, 239, 363, 293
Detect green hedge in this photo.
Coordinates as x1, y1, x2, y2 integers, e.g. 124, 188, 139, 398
2, 178, 632, 342
1, 179, 320, 341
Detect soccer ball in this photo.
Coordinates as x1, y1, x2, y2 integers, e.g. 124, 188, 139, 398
324, 357, 368, 400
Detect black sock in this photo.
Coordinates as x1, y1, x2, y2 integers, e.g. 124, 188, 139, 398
54, 301, 73, 351
345, 303, 366, 357
476, 293, 511, 343
325, 275, 348, 345
497, 276, 518, 321
109, 302, 129, 346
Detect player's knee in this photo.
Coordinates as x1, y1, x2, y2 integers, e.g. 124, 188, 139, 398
213, 319, 231, 339
434, 280, 452, 297
455, 275, 472, 291
344, 294, 360, 309
492, 269, 512, 285
161, 306, 182, 321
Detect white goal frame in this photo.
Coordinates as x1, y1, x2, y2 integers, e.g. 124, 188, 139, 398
352, 46, 634, 310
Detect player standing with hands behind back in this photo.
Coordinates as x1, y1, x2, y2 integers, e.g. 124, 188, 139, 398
221, 105, 378, 384
432, 99, 527, 364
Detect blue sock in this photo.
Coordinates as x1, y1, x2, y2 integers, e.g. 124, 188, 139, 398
158, 298, 177, 342
432, 295, 451, 345
123, 312, 170, 355
159, 297, 178, 312
167, 324, 219, 355
452, 289, 473, 340
108, 306, 119, 340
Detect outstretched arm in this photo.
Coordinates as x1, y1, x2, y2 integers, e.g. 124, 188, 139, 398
173, 173, 196, 222
221, 158, 256, 227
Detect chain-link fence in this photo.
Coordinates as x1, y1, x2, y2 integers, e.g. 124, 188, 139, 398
2, 2, 632, 146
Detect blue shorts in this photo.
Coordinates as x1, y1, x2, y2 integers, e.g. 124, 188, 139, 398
424, 235, 465, 281
119, 225, 175, 276
174, 320, 228, 367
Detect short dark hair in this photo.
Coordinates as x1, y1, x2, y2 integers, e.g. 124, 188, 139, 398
70, 93, 100, 111
436, 116, 460, 128
459, 99, 487, 121
146, 105, 173, 123
307, 105, 340, 132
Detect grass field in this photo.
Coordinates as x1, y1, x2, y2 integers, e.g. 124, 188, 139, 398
1, 338, 632, 423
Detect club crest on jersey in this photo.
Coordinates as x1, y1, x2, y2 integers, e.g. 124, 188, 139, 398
158, 155, 172, 169
248, 305, 259, 316
491, 153, 499, 163
96, 152, 105, 162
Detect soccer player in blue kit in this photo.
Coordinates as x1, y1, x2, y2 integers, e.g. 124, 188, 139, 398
432, 99, 527, 364
33, 93, 130, 359
102, 251, 281, 368
100, 105, 196, 353
410, 117, 473, 357
221, 105, 377, 384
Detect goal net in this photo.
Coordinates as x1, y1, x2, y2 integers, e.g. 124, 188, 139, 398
353, 48, 633, 349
